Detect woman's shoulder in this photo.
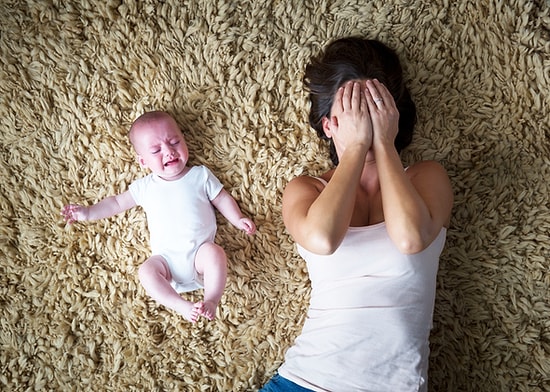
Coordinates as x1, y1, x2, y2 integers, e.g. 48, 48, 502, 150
285, 172, 332, 192
405, 160, 449, 179
406, 160, 453, 227
282, 174, 330, 213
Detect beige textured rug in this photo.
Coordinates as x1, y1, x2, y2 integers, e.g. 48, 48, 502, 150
1, 1, 549, 391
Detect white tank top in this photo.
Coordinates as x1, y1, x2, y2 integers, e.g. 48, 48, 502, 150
279, 216, 447, 391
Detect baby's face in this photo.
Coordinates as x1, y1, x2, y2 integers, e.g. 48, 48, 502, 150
133, 116, 190, 181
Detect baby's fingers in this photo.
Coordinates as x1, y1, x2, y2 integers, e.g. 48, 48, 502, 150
61, 204, 80, 223
242, 219, 257, 235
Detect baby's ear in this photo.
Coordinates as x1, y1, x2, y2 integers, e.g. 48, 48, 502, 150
137, 155, 147, 168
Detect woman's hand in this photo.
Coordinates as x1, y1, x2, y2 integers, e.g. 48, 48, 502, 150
328, 81, 373, 154
364, 79, 400, 150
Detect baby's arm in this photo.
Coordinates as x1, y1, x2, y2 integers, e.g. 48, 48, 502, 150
62, 190, 136, 224
211, 189, 256, 235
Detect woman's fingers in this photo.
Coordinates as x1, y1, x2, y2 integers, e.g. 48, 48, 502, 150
363, 79, 400, 148
333, 86, 344, 114
352, 81, 361, 110
339, 81, 368, 112
364, 81, 377, 108
342, 81, 353, 112
364, 79, 383, 109
365, 79, 396, 110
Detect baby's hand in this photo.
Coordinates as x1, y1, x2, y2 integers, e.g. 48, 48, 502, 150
238, 217, 256, 235
61, 204, 88, 224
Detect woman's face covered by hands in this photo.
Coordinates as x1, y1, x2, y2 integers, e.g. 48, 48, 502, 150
322, 79, 400, 159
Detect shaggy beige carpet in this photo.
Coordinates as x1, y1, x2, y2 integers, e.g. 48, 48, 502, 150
1, 0, 549, 391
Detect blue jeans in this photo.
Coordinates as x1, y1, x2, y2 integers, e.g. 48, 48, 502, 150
260, 374, 313, 392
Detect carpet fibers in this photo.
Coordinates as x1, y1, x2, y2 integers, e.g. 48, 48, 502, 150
1, 0, 549, 391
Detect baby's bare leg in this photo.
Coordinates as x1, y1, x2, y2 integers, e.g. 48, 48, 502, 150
138, 255, 200, 323
194, 242, 227, 320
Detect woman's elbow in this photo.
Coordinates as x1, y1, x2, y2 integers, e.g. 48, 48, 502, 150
299, 231, 342, 255
392, 230, 432, 255
395, 238, 426, 255
311, 241, 340, 256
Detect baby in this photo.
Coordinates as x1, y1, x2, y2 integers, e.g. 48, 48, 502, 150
62, 111, 256, 323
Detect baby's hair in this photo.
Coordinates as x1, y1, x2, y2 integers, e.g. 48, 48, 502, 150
129, 111, 176, 146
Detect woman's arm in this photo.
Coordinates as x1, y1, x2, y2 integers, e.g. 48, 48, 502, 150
366, 80, 453, 253
282, 149, 366, 255
283, 82, 372, 255
377, 148, 453, 253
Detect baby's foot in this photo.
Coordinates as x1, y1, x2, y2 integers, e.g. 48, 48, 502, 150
196, 301, 217, 321
179, 301, 201, 323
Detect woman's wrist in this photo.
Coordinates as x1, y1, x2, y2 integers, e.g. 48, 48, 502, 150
373, 139, 398, 159
341, 142, 370, 161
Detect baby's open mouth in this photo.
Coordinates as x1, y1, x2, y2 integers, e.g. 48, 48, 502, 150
164, 158, 179, 167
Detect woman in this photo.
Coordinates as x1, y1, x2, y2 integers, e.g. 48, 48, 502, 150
261, 37, 453, 391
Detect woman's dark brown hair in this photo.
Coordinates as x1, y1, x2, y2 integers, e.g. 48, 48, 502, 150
304, 37, 416, 165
